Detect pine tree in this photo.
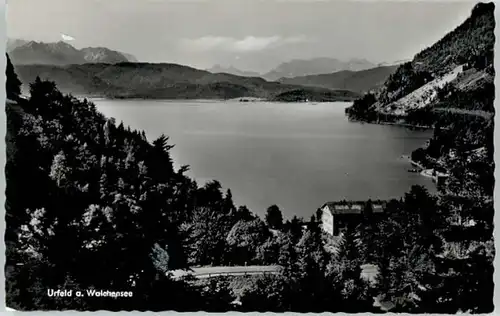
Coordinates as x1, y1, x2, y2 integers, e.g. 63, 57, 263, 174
49, 150, 71, 188
265, 205, 283, 229
222, 189, 236, 215
6, 53, 21, 100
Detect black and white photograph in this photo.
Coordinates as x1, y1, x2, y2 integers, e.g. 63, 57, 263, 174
4, 0, 495, 312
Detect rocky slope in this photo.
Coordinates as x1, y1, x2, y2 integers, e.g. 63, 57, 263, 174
80, 47, 132, 64
6, 39, 29, 52
376, 65, 466, 116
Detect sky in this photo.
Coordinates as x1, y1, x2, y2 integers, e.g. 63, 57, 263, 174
7, 0, 477, 73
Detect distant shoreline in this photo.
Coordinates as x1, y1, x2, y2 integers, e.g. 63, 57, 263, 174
401, 155, 426, 170
401, 155, 448, 186
84, 96, 353, 103
347, 118, 433, 130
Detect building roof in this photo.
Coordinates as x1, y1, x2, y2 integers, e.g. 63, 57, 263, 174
322, 200, 386, 215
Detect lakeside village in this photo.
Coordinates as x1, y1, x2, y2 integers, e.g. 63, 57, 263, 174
405, 150, 449, 187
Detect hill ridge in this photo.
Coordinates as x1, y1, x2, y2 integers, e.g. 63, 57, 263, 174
278, 65, 398, 94
346, 2, 494, 121
14, 62, 361, 101
263, 57, 376, 81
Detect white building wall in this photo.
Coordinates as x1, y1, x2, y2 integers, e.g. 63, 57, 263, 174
320, 206, 334, 235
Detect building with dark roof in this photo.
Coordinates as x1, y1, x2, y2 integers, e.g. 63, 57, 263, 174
319, 200, 386, 236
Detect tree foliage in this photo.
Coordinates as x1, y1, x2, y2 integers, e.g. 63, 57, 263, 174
6, 53, 22, 99
265, 204, 283, 229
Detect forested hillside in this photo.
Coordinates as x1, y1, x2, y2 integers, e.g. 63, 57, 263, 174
342, 3, 495, 313
207, 65, 261, 77
14, 62, 360, 101
346, 2, 494, 120
412, 2, 494, 75
277, 65, 398, 93
271, 88, 358, 102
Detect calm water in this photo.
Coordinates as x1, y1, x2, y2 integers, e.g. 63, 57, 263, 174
95, 99, 436, 219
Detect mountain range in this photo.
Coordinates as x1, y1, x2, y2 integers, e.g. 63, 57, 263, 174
262, 57, 377, 81
9, 39, 390, 101
8, 39, 397, 101
208, 58, 377, 81
10, 37, 377, 83
6, 38, 30, 52
13, 62, 360, 101
7, 38, 138, 65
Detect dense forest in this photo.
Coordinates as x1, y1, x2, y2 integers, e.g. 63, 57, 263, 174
270, 88, 357, 102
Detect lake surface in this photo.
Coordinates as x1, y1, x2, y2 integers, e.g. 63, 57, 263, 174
94, 99, 436, 219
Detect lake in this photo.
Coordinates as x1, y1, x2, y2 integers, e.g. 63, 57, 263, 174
94, 99, 436, 219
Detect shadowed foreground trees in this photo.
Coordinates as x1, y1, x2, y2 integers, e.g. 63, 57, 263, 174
5, 72, 243, 310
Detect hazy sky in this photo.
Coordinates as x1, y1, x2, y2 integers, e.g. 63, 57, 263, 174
7, 0, 477, 72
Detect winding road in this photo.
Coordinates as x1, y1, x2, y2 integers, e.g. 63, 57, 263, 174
170, 265, 282, 280
432, 107, 493, 119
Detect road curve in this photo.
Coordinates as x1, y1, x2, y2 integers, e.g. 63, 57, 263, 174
170, 265, 282, 280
